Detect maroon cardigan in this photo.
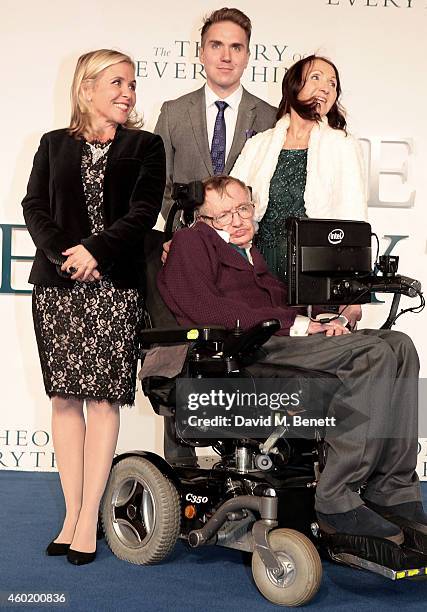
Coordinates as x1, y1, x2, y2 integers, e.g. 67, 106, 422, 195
157, 222, 308, 335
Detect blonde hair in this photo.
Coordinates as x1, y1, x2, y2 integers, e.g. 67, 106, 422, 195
68, 49, 142, 139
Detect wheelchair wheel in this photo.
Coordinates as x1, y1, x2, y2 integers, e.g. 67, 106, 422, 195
101, 456, 180, 565
251, 528, 322, 607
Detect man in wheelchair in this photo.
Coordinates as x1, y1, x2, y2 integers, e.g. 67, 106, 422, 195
157, 174, 427, 550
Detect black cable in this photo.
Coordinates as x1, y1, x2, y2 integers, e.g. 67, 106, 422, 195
389, 286, 425, 326
310, 233, 388, 326
310, 288, 372, 325
311, 281, 424, 329
371, 232, 380, 268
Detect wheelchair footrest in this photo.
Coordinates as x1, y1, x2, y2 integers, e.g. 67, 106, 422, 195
321, 531, 427, 580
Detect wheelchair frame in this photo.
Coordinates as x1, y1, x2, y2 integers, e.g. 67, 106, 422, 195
100, 224, 427, 607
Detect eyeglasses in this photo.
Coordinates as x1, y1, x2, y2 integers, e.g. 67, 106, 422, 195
198, 202, 255, 229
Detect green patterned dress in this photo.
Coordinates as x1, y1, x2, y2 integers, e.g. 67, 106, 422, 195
256, 149, 308, 280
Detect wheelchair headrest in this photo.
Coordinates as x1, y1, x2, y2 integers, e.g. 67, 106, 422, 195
171, 181, 204, 211
164, 181, 204, 242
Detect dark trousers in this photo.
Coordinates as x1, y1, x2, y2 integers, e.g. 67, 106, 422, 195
259, 329, 421, 514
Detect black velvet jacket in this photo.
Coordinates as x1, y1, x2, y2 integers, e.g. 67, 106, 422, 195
22, 126, 166, 289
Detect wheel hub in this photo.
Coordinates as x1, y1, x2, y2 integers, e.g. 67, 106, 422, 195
127, 504, 137, 520
266, 552, 296, 588
110, 477, 156, 549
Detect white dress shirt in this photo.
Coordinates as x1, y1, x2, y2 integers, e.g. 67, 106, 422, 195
205, 84, 243, 164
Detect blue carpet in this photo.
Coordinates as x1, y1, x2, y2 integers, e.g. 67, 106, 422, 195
0, 471, 426, 611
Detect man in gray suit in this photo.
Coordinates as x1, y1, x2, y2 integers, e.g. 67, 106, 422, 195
154, 7, 276, 218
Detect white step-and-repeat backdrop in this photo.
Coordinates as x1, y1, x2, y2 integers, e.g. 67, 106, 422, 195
1, 0, 426, 474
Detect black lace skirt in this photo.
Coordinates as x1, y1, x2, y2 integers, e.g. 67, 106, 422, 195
32, 281, 144, 406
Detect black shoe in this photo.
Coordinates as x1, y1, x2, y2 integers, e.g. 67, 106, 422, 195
365, 500, 427, 553
317, 504, 404, 544
45, 540, 70, 556
67, 547, 96, 566
365, 500, 427, 526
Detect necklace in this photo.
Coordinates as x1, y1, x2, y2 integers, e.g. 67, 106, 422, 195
87, 141, 112, 165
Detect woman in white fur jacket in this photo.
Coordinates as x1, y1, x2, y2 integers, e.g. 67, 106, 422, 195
232, 55, 367, 328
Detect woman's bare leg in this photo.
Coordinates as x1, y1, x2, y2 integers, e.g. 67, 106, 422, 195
70, 400, 120, 552
51, 396, 85, 543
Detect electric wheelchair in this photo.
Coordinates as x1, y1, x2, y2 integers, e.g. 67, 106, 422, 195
100, 198, 427, 607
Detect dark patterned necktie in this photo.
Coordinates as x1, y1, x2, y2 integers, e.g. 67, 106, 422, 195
211, 101, 228, 175
230, 243, 249, 261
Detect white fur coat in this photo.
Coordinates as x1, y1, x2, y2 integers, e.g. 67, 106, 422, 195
231, 114, 368, 223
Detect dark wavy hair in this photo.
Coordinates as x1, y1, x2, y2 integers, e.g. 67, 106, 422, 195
276, 55, 347, 131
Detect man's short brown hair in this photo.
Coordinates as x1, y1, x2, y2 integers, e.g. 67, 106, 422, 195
200, 7, 252, 48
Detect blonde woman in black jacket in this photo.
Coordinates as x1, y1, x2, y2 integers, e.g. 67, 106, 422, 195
22, 49, 165, 565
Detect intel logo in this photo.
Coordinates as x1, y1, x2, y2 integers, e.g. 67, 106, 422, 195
328, 228, 344, 245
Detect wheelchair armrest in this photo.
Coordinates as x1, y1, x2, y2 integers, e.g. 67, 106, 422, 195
222, 319, 280, 358
140, 325, 227, 345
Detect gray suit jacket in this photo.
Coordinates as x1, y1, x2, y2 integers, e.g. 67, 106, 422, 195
154, 85, 277, 217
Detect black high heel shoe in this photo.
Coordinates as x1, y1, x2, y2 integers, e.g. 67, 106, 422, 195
67, 547, 96, 566
45, 540, 70, 556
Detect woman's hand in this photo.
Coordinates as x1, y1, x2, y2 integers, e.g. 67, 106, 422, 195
339, 304, 362, 330
85, 269, 102, 282
61, 245, 99, 281
308, 320, 350, 336
161, 240, 172, 264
